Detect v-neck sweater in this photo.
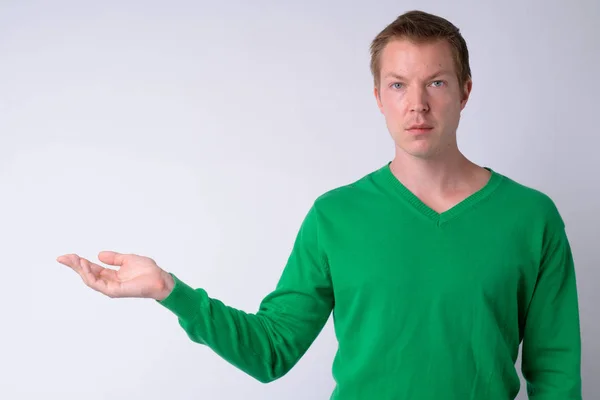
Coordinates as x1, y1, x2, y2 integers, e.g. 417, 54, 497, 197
158, 162, 582, 400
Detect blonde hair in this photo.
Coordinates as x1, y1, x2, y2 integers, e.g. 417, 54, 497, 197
370, 10, 472, 89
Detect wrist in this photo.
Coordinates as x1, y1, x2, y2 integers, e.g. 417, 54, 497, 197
154, 270, 175, 301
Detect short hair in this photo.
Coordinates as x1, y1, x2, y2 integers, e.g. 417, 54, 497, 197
370, 10, 472, 89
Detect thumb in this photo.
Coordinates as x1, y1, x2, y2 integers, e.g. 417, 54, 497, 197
98, 251, 125, 266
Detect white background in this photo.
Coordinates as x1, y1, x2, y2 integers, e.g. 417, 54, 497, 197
0, 0, 597, 399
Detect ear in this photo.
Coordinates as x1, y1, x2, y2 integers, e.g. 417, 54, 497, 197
460, 79, 473, 111
374, 86, 384, 113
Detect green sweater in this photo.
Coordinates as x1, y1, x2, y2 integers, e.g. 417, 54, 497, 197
158, 163, 582, 399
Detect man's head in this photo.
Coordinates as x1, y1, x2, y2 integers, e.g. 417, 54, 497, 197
371, 11, 473, 160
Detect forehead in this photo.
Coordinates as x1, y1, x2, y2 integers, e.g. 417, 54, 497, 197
379, 38, 457, 77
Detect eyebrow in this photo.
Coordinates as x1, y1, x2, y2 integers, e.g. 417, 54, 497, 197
384, 70, 451, 81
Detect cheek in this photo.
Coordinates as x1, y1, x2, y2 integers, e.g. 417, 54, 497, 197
381, 92, 405, 116
441, 100, 462, 122
431, 97, 460, 121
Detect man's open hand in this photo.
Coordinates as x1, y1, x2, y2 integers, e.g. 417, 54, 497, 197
57, 251, 175, 301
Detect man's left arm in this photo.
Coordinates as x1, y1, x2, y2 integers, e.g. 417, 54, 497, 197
521, 208, 582, 399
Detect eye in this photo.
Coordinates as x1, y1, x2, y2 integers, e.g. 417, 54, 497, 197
391, 82, 403, 89
430, 80, 445, 87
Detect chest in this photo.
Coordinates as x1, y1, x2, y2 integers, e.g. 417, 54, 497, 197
325, 214, 537, 303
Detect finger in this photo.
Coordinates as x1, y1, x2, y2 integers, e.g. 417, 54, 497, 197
78, 258, 97, 286
57, 254, 82, 273
87, 260, 118, 281
82, 258, 123, 298
80, 258, 111, 295
57, 254, 96, 289
98, 251, 125, 267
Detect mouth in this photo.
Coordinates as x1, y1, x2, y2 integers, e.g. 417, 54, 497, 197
406, 125, 434, 134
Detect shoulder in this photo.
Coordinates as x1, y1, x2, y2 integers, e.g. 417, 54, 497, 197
311, 165, 386, 215
494, 170, 565, 231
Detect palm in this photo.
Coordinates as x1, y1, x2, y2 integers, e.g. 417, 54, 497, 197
57, 251, 168, 299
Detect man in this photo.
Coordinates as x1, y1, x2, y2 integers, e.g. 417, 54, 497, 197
57, 10, 582, 399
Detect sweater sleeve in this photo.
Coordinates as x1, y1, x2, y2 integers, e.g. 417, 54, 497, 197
156, 204, 334, 383
521, 207, 582, 399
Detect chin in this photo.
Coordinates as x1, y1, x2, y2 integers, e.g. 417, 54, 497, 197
396, 140, 439, 159
405, 149, 439, 159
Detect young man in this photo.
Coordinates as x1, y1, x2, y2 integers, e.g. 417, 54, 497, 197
57, 10, 582, 400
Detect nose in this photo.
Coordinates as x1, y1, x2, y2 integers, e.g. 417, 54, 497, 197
408, 86, 429, 112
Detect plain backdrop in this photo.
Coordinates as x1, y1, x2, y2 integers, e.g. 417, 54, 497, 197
0, 0, 597, 399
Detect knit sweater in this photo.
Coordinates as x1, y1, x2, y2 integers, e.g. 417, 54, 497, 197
158, 162, 582, 399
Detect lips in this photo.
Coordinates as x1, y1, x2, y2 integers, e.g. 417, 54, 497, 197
407, 124, 433, 130
406, 125, 433, 134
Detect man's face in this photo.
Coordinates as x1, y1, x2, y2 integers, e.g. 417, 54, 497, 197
374, 38, 471, 159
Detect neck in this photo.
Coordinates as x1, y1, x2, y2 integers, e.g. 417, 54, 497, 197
389, 146, 487, 196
